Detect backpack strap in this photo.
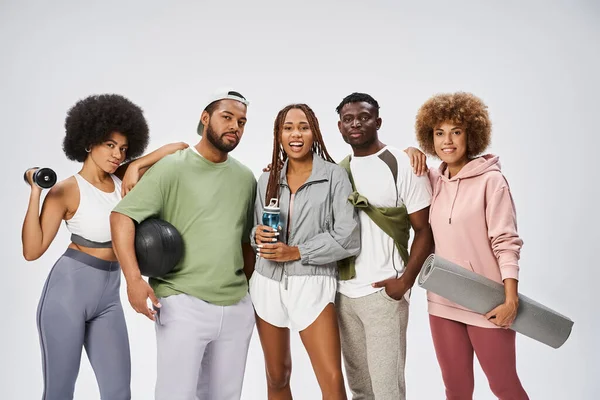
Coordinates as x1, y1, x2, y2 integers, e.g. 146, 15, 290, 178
337, 150, 403, 281
341, 150, 398, 194
339, 155, 355, 190
377, 149, 398, 188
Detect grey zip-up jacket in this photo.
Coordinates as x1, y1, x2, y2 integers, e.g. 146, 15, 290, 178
251, 155, 360, 282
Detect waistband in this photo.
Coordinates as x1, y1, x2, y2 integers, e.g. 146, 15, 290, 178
255, 260, 337, 281
70, 233, 112, 248
63, 248, 120, 271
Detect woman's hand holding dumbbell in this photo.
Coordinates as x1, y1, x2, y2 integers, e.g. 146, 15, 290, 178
24, 167, 57, 190
24, 168, 42, 194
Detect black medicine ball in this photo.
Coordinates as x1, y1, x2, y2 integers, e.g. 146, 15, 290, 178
135, 219, 183, 278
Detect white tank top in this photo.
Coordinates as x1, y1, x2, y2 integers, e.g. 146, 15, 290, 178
65, 174, 122, 243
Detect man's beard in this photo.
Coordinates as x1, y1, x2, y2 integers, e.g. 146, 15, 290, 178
205, 123, 240, 153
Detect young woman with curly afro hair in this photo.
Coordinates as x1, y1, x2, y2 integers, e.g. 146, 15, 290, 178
22, 93, 188, 400
405, 92, 529, 399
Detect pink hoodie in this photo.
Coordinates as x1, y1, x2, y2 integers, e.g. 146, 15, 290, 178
427, 154, 523, 328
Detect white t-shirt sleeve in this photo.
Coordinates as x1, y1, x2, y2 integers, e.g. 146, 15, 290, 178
397, 156, 432, 214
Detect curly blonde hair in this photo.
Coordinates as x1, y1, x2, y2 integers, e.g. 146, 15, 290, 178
415, 92, 491, 158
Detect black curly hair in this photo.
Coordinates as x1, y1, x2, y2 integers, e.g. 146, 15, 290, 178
335, 92, 380, 117
62, 94, 149, 162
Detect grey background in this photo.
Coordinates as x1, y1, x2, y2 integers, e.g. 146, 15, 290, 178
1, 0, 598, 398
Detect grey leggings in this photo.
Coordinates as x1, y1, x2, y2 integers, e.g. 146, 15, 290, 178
36, 248, 131, 400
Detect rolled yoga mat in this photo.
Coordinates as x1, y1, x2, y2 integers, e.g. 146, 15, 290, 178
417, 254, 574, 349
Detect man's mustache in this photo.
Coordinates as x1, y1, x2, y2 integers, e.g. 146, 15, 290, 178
220, 131, 238, 139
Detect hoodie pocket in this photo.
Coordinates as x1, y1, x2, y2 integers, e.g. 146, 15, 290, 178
437, 257, 474, 272
426, 258, 477, 311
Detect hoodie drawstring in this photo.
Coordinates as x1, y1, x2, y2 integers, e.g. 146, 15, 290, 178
448, 178, 460, 224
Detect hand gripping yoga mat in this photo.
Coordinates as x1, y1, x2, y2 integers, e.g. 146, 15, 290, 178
417, 254, 574, 349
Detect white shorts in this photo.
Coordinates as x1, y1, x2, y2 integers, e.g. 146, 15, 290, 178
249, 271, 337, 332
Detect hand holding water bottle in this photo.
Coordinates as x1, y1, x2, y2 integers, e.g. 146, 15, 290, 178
255, 198, 280, 245
258, 242, 300, 262
256, 198, 301, 262
255, 226, 279, 245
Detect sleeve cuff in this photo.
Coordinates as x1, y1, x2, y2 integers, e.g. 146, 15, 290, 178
406, 199, 431, 215
111, 209, 143, 224
297, 244, 310, 265
499, 252, 520, 281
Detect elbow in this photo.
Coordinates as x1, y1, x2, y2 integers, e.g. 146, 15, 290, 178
347, 248, 361, 258
23, 250, 41, 261
491, 237, 523, 264
342, 227, 362, 257
22, 240, 43, 261
347, 239, 361, 257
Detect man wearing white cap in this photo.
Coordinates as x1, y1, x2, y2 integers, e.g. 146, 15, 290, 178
111, 89, 257, 399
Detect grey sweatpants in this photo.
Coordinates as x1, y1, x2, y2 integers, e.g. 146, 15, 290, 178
336, 290, 410, 400
36, 248, 131, 400
154, 293, 255, 400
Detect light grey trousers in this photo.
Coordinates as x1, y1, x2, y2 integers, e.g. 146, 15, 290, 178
37, 248, 131, 400
154, 293, 255, 400
336, 290, 410, 400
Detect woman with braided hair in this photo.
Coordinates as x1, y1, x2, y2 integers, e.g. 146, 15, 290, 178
22, 93, 188, 400
250, 104, 360, 399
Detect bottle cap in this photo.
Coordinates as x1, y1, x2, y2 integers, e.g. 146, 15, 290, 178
264, 198, 280, 213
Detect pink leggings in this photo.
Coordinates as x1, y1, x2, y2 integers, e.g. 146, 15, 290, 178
429, 315, 529, 400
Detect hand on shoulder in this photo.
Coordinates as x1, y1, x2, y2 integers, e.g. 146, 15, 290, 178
403, 147, 429, 176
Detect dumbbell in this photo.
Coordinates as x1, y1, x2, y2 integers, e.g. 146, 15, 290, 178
24, 167, 57, 189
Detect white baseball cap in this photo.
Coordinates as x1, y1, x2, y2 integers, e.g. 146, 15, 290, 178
196, 88, 250, 136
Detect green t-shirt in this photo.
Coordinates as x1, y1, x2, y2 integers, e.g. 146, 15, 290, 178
113, 147, 257, 306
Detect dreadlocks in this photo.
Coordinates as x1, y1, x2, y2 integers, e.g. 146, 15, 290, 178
265, 104, 335, 204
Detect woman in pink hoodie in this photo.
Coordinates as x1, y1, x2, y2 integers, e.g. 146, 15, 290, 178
407, 92, 529, 400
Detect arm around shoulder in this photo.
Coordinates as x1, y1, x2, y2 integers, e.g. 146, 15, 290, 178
116, 142, 188, 195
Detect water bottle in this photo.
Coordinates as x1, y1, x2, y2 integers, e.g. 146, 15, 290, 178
262, 198, 280, 235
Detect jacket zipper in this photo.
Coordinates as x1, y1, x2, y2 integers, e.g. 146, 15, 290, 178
280, 178, 325, 290
284, 187, 290, 290
279, 182, 290, 290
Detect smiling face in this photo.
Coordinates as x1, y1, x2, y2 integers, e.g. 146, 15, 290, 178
88, 131, 128, 173
280, 108, 314, 162
433, 120, 468, 168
